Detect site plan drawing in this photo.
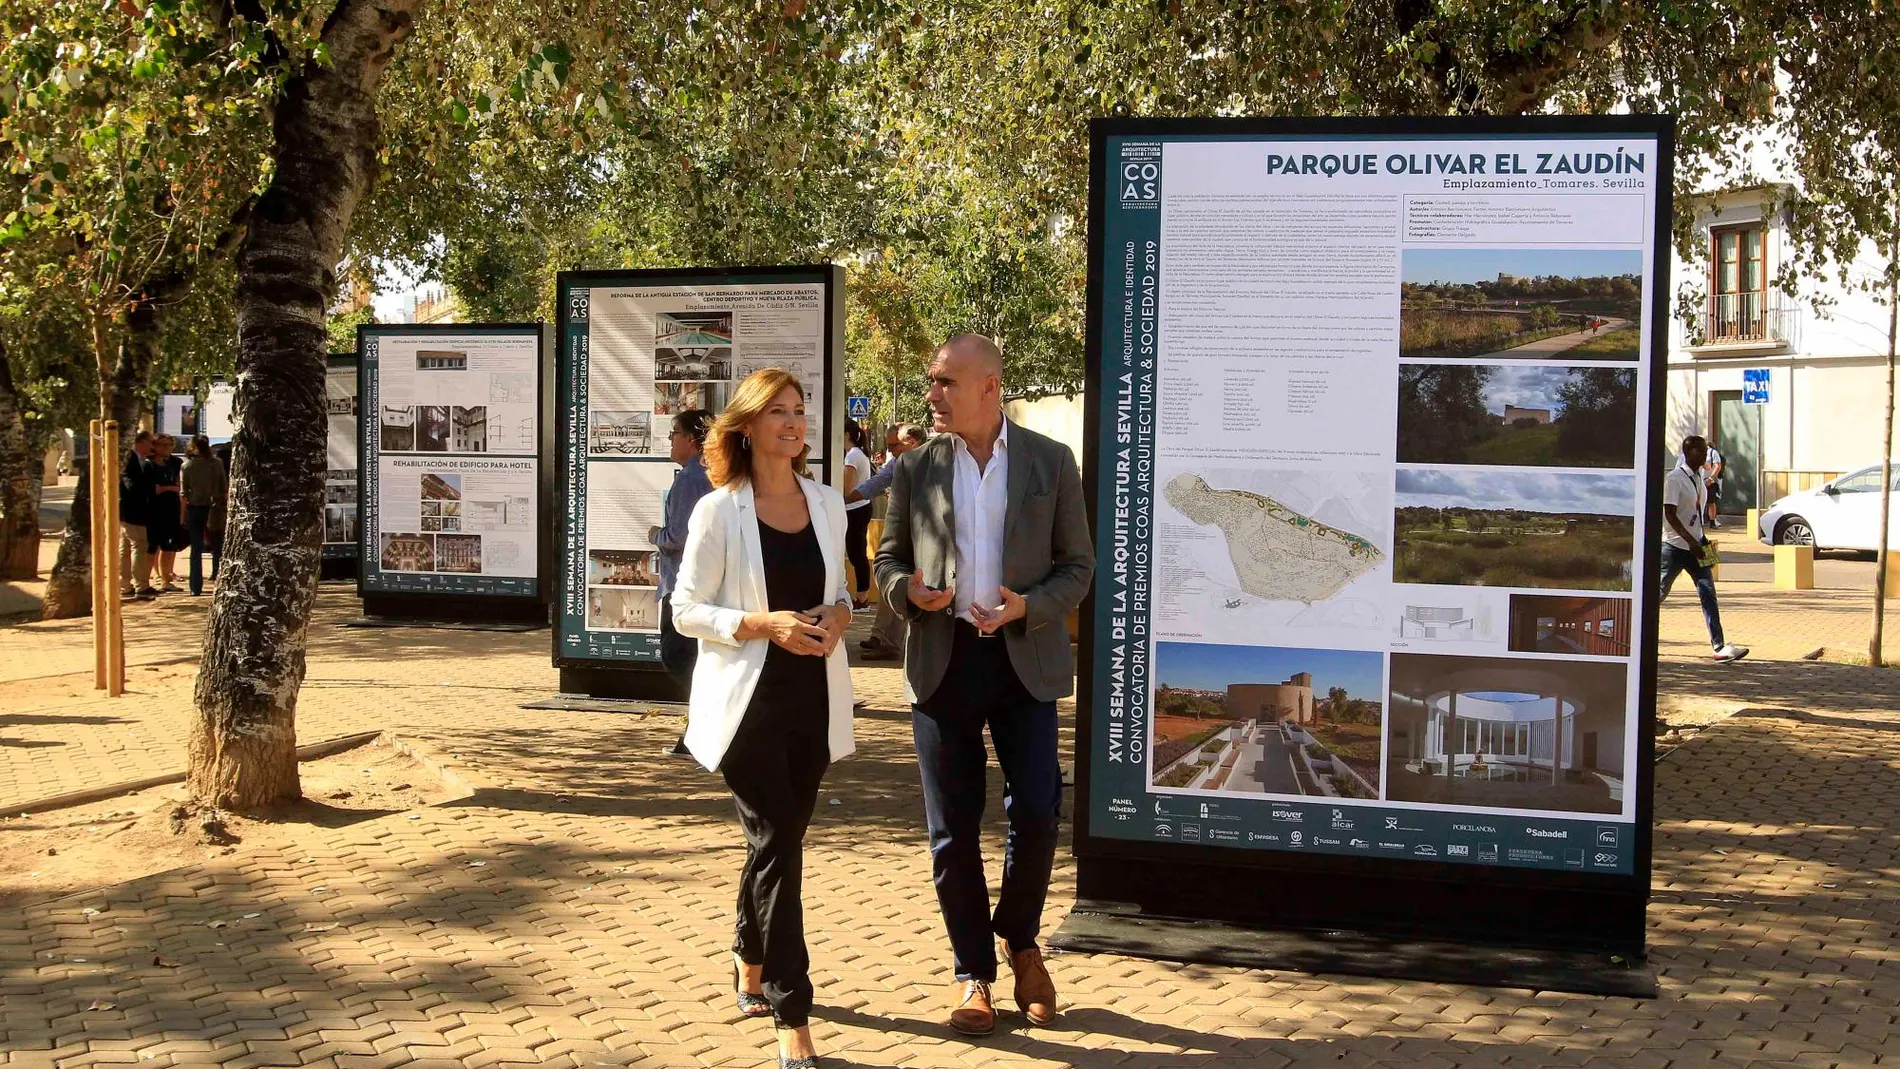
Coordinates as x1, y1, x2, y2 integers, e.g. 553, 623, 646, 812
1163, 472, 1386, 603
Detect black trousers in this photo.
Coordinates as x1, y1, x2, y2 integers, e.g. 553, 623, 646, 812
721, 712, 830, 1027
844, 506, 872, 596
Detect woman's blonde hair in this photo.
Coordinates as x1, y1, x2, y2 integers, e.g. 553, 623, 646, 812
704, 368, 809, 487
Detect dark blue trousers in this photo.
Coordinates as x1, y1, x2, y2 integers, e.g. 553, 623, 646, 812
659, 597, 697, 688
186, 505, 216, 596
912, 622, 1062, 982
1659, 542, 1726, 648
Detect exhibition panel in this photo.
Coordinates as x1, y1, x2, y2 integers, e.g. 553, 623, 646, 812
1071, 116, 1671, 957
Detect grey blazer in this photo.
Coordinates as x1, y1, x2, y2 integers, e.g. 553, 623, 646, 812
873, 420, 1096, 704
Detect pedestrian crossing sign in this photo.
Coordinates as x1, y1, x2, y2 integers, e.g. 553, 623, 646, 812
847, 396, 871, 420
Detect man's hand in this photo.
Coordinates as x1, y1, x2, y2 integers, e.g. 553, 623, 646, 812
969, 586, 1027, 635
647, 524, 662, 545
906, 569, 955, 612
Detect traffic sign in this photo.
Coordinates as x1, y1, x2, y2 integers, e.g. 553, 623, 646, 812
847, 395, 871, 420
1743, 368, 1770, 405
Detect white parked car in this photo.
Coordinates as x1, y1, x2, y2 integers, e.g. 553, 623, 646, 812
1757, 463, 1900, 551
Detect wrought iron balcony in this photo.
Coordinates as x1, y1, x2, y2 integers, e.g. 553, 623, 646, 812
1698, 290, 1798, 348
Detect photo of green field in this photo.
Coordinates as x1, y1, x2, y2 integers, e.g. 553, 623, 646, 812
1394, 469, 1635, 590
1398, 364, 1636, 468
1400, 248, 1642, 361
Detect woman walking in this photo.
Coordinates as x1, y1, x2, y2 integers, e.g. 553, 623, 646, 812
671, 369, 854, 1069
148, 434, 188, 591
839, 419, 873, 609
181, 435, 227, 595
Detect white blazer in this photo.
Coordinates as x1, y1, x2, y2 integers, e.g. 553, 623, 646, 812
670, 476, 856, 771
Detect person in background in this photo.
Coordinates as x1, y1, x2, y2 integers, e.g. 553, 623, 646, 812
1663, 435, 1748, 662
671, 369, 854, 1069
119, 431, 158, 599
850, 423, 928, 661
148, 434, 188, 591
841, 419, 874, 609
1701, 441, 1726, 528
649, 408, 715, 758
207, 441, 232, 580
874, 334, 1095, 1036
181, 434, 227, 596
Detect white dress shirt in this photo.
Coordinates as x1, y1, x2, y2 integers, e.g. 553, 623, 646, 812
951, 419, 1008, 622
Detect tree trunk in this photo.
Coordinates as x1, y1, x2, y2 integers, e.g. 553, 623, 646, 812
43, 464, 93, 617
0, 345, 43, 580
39, 305, 169, 615
41, 328, 147, 617
36, 189, 251, 611
189, 0, 417, 810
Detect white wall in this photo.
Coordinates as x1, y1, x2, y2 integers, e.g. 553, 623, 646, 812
1004, 392, 1086, 461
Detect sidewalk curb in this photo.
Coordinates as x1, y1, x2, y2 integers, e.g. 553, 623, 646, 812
3, 730, 383, 816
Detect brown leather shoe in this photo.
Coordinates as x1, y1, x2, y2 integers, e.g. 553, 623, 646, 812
949, 979, 996, 1036
1008, 943, 1058, 1025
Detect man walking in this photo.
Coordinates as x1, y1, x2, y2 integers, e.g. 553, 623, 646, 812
649, 409, 714, 756
118, 431, 158, 599
850, 423, 927, 661
874, 334, 1094, 1035
1663, 435, 1748, 662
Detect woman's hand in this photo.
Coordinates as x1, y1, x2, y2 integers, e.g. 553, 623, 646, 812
807, 602, 851, 656
739, 610, 829, 656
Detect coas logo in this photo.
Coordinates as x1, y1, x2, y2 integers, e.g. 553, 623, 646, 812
1120, 161, 1158, 202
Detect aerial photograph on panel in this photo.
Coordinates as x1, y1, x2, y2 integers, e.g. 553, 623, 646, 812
1150, 641, 1385, 801
1397, 364, 1637, 468
1394, 468, 1635, 590
1400, 248, 1642, 361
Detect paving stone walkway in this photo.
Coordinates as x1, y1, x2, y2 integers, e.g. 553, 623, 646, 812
1, 548, 1897, 1067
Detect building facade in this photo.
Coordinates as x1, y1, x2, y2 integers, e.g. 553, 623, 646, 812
1666, 183, 1895, 515
1226, 672, 1315, 724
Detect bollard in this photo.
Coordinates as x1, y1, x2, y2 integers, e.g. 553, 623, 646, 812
1745, 507, 1762, 540
1773, 544, 1814, 590
103, 421, 125, 697
89, 420, 106, 690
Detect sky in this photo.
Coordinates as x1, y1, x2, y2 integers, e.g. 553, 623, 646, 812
1475, 364, 1636, 417
1483, 365, 1573, 416
1156, 642, 1385, 700
1401, 248, 1644, 285
1395, 468, 1635, 515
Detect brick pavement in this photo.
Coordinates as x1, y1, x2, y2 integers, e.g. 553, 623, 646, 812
0, 570, 1897, 1067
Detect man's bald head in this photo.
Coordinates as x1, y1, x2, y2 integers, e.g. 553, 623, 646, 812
927, 333, 1005, 443
939, 333, 1004, 381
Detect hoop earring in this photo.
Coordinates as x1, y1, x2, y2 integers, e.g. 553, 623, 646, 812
741, 435, 751, 450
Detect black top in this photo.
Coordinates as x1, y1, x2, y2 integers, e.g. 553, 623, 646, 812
118, 451, 157, 525
153, 455, 182, 497
751, 516, 829, 735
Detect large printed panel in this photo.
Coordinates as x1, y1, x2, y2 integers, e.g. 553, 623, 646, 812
359, 326, 542, 597
555, 270, 837, 666
324, 355, 360, 560
1085, 126, 1663, 877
